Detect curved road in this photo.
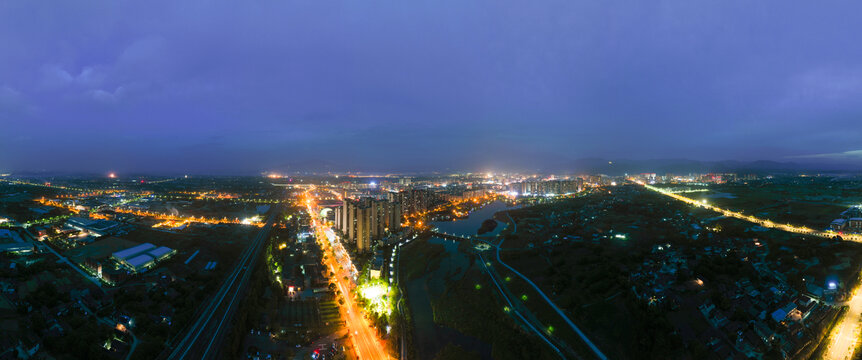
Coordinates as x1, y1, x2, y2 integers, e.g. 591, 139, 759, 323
498, 213, 607, 360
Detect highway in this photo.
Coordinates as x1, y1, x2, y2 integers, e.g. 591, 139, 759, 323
165, 205, 280, 360
302, 189, 390, 360
639, 182, 862, 242
495, 213, 607, 360
477, 250, 566, 358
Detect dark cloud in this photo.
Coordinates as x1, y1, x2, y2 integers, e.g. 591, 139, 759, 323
2, 1, 862, 173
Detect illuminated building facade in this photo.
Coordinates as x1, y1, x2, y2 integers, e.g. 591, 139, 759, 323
336, 198, 402, 253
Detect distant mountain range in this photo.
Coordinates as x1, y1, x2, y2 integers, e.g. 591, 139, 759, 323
566, 158, 862, 176
263, 157, 862, 176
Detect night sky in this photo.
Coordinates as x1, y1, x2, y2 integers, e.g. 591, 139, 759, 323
1, 2, 862, 174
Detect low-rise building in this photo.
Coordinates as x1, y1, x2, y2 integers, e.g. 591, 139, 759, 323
111, 243, 176, 273
0, 229, 34, 254
66, 217, 120, 237
829, 218, 846, 231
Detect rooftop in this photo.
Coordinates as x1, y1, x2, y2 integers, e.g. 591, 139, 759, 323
125, 254, 154, 269
148, 246, 173, 259
112, 243, 156, 260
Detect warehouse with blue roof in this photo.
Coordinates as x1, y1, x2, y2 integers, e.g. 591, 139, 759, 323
111, 242, 176, 273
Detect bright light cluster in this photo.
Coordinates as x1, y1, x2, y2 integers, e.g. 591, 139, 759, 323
358, 282, 392, 316
113, 207, 263, 226
241, 215, 262, 225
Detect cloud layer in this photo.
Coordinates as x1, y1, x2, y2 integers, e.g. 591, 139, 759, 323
1, 1, 862, 173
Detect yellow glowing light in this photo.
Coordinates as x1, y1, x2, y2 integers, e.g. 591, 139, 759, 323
360, 284, 387, 300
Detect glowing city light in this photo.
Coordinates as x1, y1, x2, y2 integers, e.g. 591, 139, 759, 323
241, 215, 263, 225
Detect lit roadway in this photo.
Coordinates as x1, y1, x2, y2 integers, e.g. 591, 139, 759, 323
639, 181, 862, 358
302, 189, 389, 360
165, 206, 280, 360
639, 182, 862, 243
825, 283, 862, 359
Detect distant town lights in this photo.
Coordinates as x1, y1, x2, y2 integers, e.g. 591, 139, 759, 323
241, 215, 262, 225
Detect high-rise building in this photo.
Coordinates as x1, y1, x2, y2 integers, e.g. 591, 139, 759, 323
384, 201, 402, 232
509, 178, 584, 196
356, 206, 371, 253
336, 197, 403, 253
346, 201, 355, 242
387, 189, 439, 216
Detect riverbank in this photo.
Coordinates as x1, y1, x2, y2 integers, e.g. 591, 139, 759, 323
399, 201, 556, 360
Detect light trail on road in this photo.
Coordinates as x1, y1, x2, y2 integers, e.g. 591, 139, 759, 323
825, 283, 862, 359
639, 182, 862, 242
302, 188, 390, 360
112, 207, 263, 227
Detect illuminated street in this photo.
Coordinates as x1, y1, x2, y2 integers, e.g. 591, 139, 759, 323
825, 283, 862, 359
112, 207, 264, 227
5, 3, 862, 358
640, 182, 862, 243
301, 188, 390, 360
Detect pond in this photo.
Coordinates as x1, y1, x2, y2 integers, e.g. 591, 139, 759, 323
432, 200, 512, 237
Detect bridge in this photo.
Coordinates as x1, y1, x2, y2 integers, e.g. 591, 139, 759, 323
429, 231, 472, 242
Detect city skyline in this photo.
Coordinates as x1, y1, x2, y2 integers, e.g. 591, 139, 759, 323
3, 171, 862, 359
3, 2, 862, 173
4, 2, 862, 359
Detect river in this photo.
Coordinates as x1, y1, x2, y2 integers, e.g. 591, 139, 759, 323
431, 200, 511, 238
405, 200, 515, 360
